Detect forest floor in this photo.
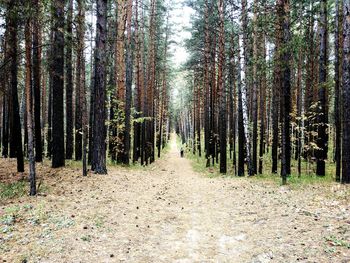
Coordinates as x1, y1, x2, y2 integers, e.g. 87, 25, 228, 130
1, 135, 350, 263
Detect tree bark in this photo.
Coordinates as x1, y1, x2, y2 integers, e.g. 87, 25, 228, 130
316, 0, 328, 176
7, 1, 24, 172
25, 17, 37, 195
335, 0, 342, 182
218, 0, 226, 174
65, 0, 74, 160
91, 0, 107, 174
342, 0, 350, 183
51, 0, 65, 168
33, 0, 43, 162
279, 0, 291, 184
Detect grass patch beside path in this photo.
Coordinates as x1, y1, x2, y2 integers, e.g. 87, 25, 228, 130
0, 180, 50, 200
180, 136, 338, 187
0, 181, 27, 199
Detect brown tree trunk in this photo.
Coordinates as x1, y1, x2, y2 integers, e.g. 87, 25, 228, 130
217, 0, 226, 173
33, 0, 43, 162
342, 0, 350, 183
51, 0, 65, 168
25, 17, 36, 195
334, 0, 342, 182
91, 0, 107, 174
316, 0, 328, 176
66, 0, 74, 160
7, 0, 24, 172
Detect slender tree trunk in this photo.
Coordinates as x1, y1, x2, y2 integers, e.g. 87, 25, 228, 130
237, 45, 245, 177
7, 1, 24, 172
158, 15, 169, 159
66, 0, 74, 160
316, 0, 328, 176
124, 0, 133, 165
218, 0, 226, 173
75, 0, 85, 161
204, 1, 211, 167
342, 0, 350, 183
33, 0, 43, 162
115, 0, 128, 164
91, 0, 107, 174
252, 0, 258, 175
51, 0, 65, 168
147, 0, 157, 164
25, 17, 36, 195
296, 50, 303, 176
279, 0, 291, 185
259, 35, 267, 174
272, 4, 281, 174
2, 35, 9, 158
241, 0, 253, 176
335, 0, 342, 182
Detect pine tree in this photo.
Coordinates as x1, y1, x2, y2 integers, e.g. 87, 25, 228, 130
91, 0, 107, 174
342, 0, 350, 183
51, 0, 65, 168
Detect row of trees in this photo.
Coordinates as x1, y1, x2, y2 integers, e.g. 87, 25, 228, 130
176, 0, 350, 184
0, 0, 173, 195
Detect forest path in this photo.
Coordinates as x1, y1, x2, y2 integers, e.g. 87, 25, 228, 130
1, 135, 350, 262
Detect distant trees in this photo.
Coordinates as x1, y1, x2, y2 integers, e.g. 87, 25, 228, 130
177, 0, 350, 184
0, 0, 172, 195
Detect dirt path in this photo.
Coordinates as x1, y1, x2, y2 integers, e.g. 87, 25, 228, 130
1, 135, 349, 262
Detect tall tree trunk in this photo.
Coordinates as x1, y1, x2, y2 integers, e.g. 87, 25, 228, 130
2, 33, 9, 158
124, 0, 133, 165
218, 0, 226, 173
115, 0, 128, 164
304, 2, 315, 160
204, 0, 211, 167
75, 0, 85, 161
7, 1, 24, 172
147, 0, 157, 164
91, 0, 107, 174
158, 14, 169, 159
65, 0, 74, 160
334, 0, 342, 182
252, 0, 258, 175
272, 3, 282, 174
25, 17, 36, 195
342, 0, 350, 183
133, 0, 142, 163
259, 35, 267, 174
296, 50, 303, 176
316, 0, 328, 176
33, 0, 43, 162
279, 0, 291, 185
240, 0, 253, 176
51, 0, 65, 168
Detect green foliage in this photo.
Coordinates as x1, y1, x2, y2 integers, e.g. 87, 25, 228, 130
81, 235, 92, 242
0, 181, 26, 199
324, 235, 350, 249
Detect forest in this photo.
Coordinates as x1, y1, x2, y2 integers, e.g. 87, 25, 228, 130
0, 0, 349, 262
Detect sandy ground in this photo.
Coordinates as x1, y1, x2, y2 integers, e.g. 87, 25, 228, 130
1, 136, 350, 263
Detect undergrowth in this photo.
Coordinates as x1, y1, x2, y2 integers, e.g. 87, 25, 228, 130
179, 134, 337, 187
